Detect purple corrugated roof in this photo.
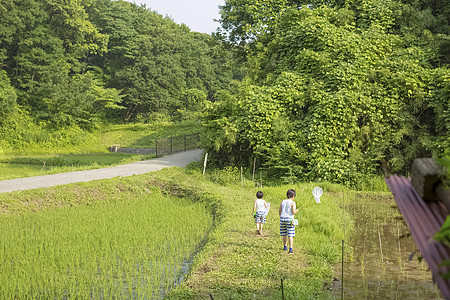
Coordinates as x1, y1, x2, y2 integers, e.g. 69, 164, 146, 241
385, 175, 450, 299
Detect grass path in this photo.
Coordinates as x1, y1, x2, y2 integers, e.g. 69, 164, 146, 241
156, 169, 343, 299
168, 184, 311, 299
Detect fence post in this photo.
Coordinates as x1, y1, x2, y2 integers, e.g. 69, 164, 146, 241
184, 134, 187, 151
203, 153, 208, 176
252, 157, 256, 181
170, 137, 173, 154
155, 139, 158, 157
342, 239, 344, 300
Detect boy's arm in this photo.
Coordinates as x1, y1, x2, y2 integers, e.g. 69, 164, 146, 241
292, 201, 299, 214
253, 199, 257, 213
279, 203, 282, 217
264, 201, 268, 208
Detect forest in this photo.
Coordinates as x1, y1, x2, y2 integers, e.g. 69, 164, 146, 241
0, 0, 449, 185
0, 0, 237, 144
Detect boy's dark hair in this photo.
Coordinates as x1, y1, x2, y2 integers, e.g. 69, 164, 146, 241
287, 189, 296, 198
256, 191, 264, 199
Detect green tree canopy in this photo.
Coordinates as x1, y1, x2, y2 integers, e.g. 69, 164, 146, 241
0, 0, 236, 130
205, 0, 449, 185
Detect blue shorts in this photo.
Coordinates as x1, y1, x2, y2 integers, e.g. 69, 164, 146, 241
280, 217, 295, 237
255, 211, 266, 223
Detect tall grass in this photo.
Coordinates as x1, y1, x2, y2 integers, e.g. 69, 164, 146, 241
0, 177, 212, 299
0, 124, 105, 156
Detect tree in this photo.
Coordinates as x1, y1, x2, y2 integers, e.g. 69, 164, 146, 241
89, 0, 236, 121
0, 0, 111, 129
33, 68, 123, 129
206, 0, 450, 185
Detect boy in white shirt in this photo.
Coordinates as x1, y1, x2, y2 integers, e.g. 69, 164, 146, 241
279, 189, 299, 253
252, 191, 267, 235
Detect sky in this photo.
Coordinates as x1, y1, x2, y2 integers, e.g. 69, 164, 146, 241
130, 0, 225, 34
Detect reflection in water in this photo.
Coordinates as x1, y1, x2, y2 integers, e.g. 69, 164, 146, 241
333, 192, 443, 299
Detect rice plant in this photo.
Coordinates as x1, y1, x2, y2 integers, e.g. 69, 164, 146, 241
0, 194, 212, 299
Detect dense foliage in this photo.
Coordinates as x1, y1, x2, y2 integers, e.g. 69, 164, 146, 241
203, 0, 450, 184
88, 0, 236, 121
0, 0, 236, 151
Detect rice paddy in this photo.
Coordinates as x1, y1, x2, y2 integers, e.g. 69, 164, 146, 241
332, 190, 443, 299
0, 191, 213, 299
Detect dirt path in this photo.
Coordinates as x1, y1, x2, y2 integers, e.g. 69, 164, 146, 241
0, 149, 203, 194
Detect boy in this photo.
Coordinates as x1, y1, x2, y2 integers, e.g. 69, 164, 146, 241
252, 191, 267, 235
279, 189, 299, 253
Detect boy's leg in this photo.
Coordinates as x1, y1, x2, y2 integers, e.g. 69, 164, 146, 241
255, 214, 260, 233
260, 214, 266, 234
280, 218, 289, 250
287, 223, 295, 253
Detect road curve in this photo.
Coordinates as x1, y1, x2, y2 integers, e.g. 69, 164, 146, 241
0, 149, 204, 194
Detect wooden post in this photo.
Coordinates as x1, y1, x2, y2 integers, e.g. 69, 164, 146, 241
241, 166, 244, 186
411, 158, 450, 211
170, 137, 173, 154
341, 239, 344, 300
155, 139, 158, 157
184, 134, 187, 151
378, 229, 384, 262
252, 158, 256, 181
203, 153, 208, 176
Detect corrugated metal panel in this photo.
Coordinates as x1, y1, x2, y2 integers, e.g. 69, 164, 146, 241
385, 175, 450, 299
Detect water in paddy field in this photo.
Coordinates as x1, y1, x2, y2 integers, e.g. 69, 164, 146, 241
332, 192, 444, 299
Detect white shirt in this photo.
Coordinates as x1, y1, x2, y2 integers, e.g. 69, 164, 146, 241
255, 199, 266, 214
280, 199, 294, 218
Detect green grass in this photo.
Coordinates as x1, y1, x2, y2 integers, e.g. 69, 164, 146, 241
0, 167, 349, 299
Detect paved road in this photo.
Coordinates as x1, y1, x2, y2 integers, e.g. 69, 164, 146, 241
0, 149, 203, 194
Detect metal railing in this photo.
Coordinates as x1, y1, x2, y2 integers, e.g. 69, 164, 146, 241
155, 133, 200, 157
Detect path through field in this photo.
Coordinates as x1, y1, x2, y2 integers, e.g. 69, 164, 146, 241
0, 149, 203, 193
